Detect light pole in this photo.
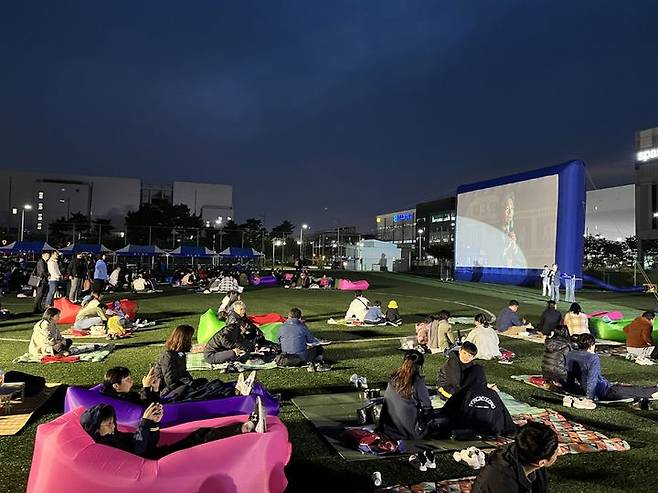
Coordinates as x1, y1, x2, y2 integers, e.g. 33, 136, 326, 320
417, 229, 424, 261
273, 239, 282, 267
299, 224, 308, 258
15, 204, 33, 242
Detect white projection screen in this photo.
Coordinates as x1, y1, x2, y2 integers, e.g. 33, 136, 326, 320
455, 175, 559, 269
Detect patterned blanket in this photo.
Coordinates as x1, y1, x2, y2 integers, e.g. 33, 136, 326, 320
376, 478, 476, 493
185, 351, 279, 372
12, 344, 115, 364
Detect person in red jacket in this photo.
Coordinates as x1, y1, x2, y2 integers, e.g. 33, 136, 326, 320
623, 311, 655, 360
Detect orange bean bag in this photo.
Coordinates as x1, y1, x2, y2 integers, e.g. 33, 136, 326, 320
53, 298, 81, 324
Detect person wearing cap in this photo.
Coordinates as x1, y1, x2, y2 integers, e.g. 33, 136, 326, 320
385, 300, 401, 326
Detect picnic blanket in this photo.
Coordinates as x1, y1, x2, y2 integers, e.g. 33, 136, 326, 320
327, 318, 389, 327
60, 328, 134, 339
12, 344, 115, 364
185, 352, 278, 372
376, 478, 476, 493
501, 332, 623, 346
0, 383, 61, 435
510, 375, 639, 404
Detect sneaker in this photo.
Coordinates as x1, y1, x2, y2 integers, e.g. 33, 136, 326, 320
408, 453, 427, 472
637, 357, 655, 366
562, 396, 574, 407
235, 373, 245, 395
241, 371, 256, 396
254, 396, 267, 433
315, 362, 331, 372
423, 450, 436, 469
573, 398, 597, 410
307, 363, 317, 372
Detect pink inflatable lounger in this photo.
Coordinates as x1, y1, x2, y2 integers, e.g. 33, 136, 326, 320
27, 407, 292, 493
337, 279, 370, 291
587, 310, 623, 321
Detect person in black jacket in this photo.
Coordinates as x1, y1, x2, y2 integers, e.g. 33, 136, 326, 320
472, 421, 559, 493
100, 366, 160, 405
224, 301, 266, 346
437, 342, 477, 399
541, 325, 572, 388
537, 300, 561, 336
154, 325, 207, 398
204, 326, 248, 365
32, 251, 50, 313
440, 365, 516, 439
80, 401, 264, 459
67, 252, 86, 303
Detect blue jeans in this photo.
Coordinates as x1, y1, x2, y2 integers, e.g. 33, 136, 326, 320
45, 281, 59, 307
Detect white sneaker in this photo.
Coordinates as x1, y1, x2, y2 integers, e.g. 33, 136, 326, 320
573, 398, 597, 410
562, 396, 574, 407
637, 357, 655, 366
235, 373, 245, 395
408, 453, 427, 472
241, 371, 256, 396
254, 396, 267, 433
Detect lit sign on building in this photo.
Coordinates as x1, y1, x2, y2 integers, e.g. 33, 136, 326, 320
637, 148, 658, 162
392, 212, 414, 222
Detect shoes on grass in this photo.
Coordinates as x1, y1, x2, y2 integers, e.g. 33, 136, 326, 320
254, 396, 267, 433
564, 396, 596, 409
236, 371, 256, 396
453, 447, 486, 469
349, 374, 368, 389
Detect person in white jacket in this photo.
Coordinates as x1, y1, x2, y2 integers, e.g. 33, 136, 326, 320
540, 265, 550, 297
344, 290, 370, 322
465, 314, 501, 360
45, 250, 62, 307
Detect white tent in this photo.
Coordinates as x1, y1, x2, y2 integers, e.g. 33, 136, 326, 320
344, 239, 401, 272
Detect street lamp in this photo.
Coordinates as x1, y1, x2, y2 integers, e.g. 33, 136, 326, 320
417, 228, 424, 261
299, 224, 309, 258
14, 204, 33, 241
273, 239, 283, 267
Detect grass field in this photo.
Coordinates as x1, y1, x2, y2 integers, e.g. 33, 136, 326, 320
1, 272, 657, 492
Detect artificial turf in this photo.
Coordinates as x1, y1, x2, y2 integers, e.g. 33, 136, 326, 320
1, 272, 657, 492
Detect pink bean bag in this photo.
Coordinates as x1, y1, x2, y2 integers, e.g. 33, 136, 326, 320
337, 279, 370, 291
587, 310, 623, 321
249, 313, 286, 325
53, 297, 81, 324
27, 408, 291, 493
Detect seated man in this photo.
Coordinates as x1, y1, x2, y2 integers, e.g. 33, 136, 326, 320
537, 300, 561, 336
80, 398, 267, 459
566, 333, 658, 408
344, 290, 370, 322
437, 341, 477, 399
623, 311, 656, 359
100, 366, 160, 405
276, 307, 330, 371
472, 422, 559, 493
495, 300, 531, 335
363, 301, 386, 325
132, 274, 147, 292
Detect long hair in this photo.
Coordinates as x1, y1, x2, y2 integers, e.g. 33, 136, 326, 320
390, 351, 424, 399
165, 325, 194, 352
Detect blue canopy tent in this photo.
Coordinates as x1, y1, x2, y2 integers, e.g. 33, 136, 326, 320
218, 247, 264, 259
0, 241, 56, 253
59, 243, 113, 255
114, 244, 165, 257
168, 245, 216, 267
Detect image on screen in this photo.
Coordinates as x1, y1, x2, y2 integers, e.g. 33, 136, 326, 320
455, 175, 559, 269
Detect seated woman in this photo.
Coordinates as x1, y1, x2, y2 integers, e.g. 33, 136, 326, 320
363, 301, 386, 325
428, 310, 455, 353
566, 333, 658, 406
73, 291, 107, 331
465, 314, 501, 360
344, 291, 370, 322
440, 365, 516, 439
29, 307, 72, 359
541, 325, 572, 388
80, 399, 267, 459
563, 303, 590, 336
385, 300, 402, 326
217, 290, 240, 316
224, 301, 268, 347
377, 351, 440, 440
100, 366, 160, 405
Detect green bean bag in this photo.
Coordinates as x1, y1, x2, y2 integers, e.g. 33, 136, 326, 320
589, 317, 658, 342
260, 322, 283, 344
197, 309, 226, 344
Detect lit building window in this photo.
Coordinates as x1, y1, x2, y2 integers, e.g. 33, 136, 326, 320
37, 213, 43, 220
38, 202, 43, 210
37, 223, 42, 230
38, 191, 44, 199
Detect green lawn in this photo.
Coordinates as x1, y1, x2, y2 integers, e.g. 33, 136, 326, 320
1, 273, 657, 492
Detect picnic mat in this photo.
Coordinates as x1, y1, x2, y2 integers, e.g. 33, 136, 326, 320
12, 344, 115, 364
292, 390, 630, 461
326, 319, 390, 327
510, 375, 635, 404
60, 329, 133, 339
185, 352, 278, 372
376, 478, 476, 493
500, 332, 624, 346
0, 383, 61, 435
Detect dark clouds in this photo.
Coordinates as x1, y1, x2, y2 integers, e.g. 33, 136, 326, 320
1, 1, 656, 232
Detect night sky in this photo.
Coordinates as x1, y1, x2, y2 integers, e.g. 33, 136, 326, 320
2, 1, 658, 232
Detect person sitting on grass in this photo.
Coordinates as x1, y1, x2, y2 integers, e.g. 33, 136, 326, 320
537, 300, 562, 336
563, 303, 589, 336
428, 310, 455, 353
495, 300, 531, 335
472, 421, 560, 493
440, 365, 516, 440
224, 301, 268, 348
466, 314, 501, 360
566, 333, 658, 408
276, 307, 330, 371
377, 351, 439, 440
100, 366, 161, 405
217, 290, 240, 317
344, 290, 370, 323
623, 311, 656, 360
363, 300, 386, 325
73, 291, 107, 331
541, 325, 573, 389
385, 300, 402, 326
437, 341, 478, 399
29, 307, 72, 359
80, 398, 267, 459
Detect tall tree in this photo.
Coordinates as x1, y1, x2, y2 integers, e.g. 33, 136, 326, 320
125, 199, 203, 246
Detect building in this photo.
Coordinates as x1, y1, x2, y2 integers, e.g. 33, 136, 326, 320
585, 185, 635, 240
415, 197, 457, 248
635, 126, 658, 260
0, 170, 233, 239
375, 209, 416, 248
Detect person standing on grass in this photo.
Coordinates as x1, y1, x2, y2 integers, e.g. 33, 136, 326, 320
549, 264, 561, 303
32, 251, 50, 313
623, 311, 656, 359
67, 252, 85, 303
45, 250, 62, 307
472, 422, 560, 493
540, 264, 550, 297
93, 254, 108, 293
